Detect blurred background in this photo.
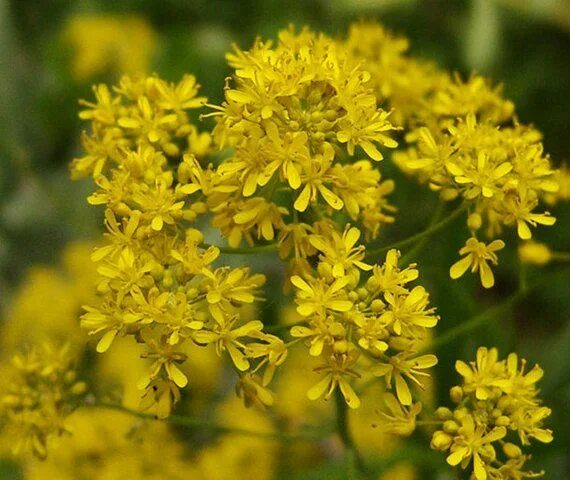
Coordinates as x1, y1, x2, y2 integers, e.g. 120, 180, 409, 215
0, 0, 568, 478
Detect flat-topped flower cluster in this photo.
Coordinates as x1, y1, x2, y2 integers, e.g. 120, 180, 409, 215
0, 23, 561, 480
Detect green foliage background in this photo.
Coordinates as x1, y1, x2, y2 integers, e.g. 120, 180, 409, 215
0, 0, 568, 478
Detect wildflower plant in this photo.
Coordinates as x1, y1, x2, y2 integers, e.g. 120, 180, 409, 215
1, 20, 566, 480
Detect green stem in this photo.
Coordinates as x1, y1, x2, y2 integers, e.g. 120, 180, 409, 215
202, 242, 278, 254
265, 320, 307, 334
552, 252, 570, 262
427, 291, 524, 352
415, 420, 444, 426
92, 401, 330, 441
366, 203, 468, 259
401, 200, 445, 265
423, 266, 570, 353
334, 389, 367, 479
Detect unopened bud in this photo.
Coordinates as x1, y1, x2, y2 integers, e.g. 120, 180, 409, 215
467, 213, 482, 230
503, 443, 522, 458
431, 431, 453, 450
450, 386, 463, 403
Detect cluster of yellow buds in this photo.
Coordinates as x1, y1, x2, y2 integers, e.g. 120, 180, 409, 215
431, 347, 552, 480
0, 344, 86, 459
291, 246, 438, 409
72, 75, 286, 417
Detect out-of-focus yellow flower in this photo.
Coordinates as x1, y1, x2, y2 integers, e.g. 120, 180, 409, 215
376, 392, 422, 436
62, 15, 157, 81
344, 21, 447, 128
518, 241, 552, 266
0, 242, 97, 356
25, 409, 193, 480
544, 164, 570, 205
378, 463, 417, 480
0, 344, 86, 459
194, 397, 277, 480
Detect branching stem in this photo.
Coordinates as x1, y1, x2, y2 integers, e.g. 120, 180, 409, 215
366, 203, 469, 259
91, 401, 331, 441
202, 242, 278, 254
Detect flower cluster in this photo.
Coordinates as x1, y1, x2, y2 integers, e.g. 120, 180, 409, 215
72, 74, 210, 180
431, 347, 552, 480
393, 93, 558, 286
205, 26, 398, 261
342, 20, 559, 288
343, 21, 447, 127
0, 344, 86, 459
72, 76, 285, 417
291, 246, 438, 409
60, 22, 561, 480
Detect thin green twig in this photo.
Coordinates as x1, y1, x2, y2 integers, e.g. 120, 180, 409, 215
334, 389, 368, 479
427, 292, 524, 353
366, 203, 469, 260
401, 200, 445, 265
202, 242, 278, 254
427, 267, 570, 353
91, 401, 331, 441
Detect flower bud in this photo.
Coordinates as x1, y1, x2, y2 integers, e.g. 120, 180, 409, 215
431, 431, 453, 450
495, 415, 511, 427
467, 212, 482, 230
435, 407, 453, 420
503, 443, 522, 458
450, 386, 463, 403
371, 299, 385, 312
443, 420, 459, 434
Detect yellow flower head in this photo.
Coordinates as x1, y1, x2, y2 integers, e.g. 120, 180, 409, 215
450, 237, 505, 288
291, 248, 438, 410
432, 347, 552, 480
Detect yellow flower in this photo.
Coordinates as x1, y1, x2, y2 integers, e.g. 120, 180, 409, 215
450, 237, 505, 288
194, 318, 264, 371
455, 346, 503, 400
337, 108, 398, 160
309, 225, 372, 280
203, 267, 265, 323
372, 353, 438, 406
377, 392, 422, 436
447, 151, 513, 199
293, 143, 344, 212
307, 349, 361, 409
446, 415, 506, 480
291, 275, 353, 317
